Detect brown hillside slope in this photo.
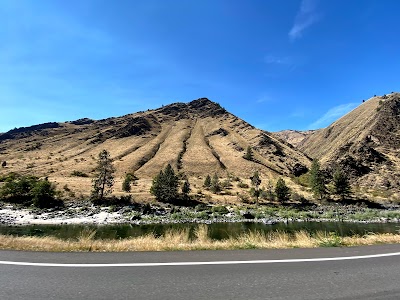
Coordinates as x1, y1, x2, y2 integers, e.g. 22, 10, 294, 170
0, 98, 311, 196
273, 129, 316, 147
300, 93, 400, 193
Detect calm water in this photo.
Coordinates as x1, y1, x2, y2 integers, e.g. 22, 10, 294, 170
0, 222, 399, 240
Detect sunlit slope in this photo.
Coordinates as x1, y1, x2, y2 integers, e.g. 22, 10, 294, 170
0, 98, 312, 196
300, 93, 400, 192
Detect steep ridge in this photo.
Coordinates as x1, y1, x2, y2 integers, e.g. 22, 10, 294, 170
300, 93, 400, 192
0, 98, 311, 194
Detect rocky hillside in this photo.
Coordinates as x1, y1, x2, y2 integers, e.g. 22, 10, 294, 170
0, 98, 311, 196
299, 93, 400, 194
274, 129, 316, 147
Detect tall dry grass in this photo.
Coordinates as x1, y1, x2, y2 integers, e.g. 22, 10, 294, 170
0, 225, 399, 252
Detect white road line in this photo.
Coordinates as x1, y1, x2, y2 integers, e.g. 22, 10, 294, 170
1, 252, 400, 268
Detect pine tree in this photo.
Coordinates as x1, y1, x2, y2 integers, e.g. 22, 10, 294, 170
203, 174, 211, 188
275, 178, 290, 203
91, 150, 115, 201
332, 168, 351, 201
250, 170, 262, 206
309, 159, 327, 200
150, 164, 179, 202
122, 173, 133, 192
210, 173, 221, 194
182, 179, 191, 199
244, 146, 253, 161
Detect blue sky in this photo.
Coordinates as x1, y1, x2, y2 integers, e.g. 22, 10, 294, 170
1, 0, 399, 133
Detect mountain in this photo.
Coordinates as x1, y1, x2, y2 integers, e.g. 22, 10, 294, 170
0, 98, 311, 197
299, 93, 400, 194
273, 129, 316, 148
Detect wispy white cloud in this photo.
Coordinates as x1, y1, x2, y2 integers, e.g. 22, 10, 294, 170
289, 0, 321, 41
307, 103, 358, 129
264, 55, 292, 65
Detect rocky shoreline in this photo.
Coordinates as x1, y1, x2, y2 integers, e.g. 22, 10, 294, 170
1, 202, 400, 227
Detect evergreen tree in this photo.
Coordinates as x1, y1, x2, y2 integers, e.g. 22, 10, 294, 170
210, 173, 221, 193
275, 178, 290, 203
150, 164, 179, 202
332, 168, 351, 201
203, 174, 211, 188
309, 159, 327, 200
244, 146, 253, 161
250, 170, 262, 206
181, 179, 191, 199
122, 173, 133, 192
91, 150, 115, 201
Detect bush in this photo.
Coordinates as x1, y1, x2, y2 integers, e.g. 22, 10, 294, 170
0, 174, 63, 208
31, 180, 63, 208
237, 182, 249, 189
122, 173, 137, 192
71, 170, 89, 177
212, 205, 229, 214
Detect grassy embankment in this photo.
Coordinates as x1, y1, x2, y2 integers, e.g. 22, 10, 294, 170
1, 225, 399, 252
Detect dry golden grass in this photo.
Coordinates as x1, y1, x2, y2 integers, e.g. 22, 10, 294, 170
300, 96, 381, 162
0, 99, 311, 199
0, 225, 399, 252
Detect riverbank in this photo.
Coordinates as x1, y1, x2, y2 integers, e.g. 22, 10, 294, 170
0, 225, 400, 252
1, 202, 400, 226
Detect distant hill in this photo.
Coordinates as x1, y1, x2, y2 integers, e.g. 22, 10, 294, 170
273, 129, 316, 148
299, 93, 400, 196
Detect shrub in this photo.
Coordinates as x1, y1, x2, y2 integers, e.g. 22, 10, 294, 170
31, 180, 63, 208
212, 205, 229, 214
0, 174, 63, 208
71, 170, 89, 177
122, 173, 137, 192
237, 182, 249, 189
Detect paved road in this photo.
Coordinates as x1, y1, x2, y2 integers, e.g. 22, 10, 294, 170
1, 244, 400, 300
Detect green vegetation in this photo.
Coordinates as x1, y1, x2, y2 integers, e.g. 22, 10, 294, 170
210, 173, 221, 194
243, 146, 253, 160
150, 164, 179, 203
203, 175, 211, 188
0, 173, 63, 208
309, 160, 327, 200
332, 167, 351, 200
250, 170, 261, 206
181, 179, 191, 200
122, 173, 137, 192
71, 170, 89, 177
91, 150, 115, 201
275, 178, 290, 202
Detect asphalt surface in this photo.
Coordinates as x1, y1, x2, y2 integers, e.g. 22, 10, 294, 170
1, 244, 400, 300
